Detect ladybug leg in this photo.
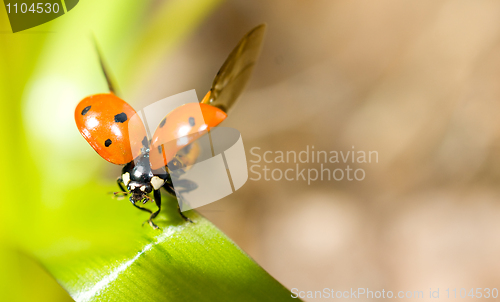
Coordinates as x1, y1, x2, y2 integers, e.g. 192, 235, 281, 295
146, 190, 162, 230
131, 201, 153, 215
117, 178, 127, 192
174, 179, 198, 194
162, 185, 193, 223
131, 201, 156, 228
177, 200, 193, 223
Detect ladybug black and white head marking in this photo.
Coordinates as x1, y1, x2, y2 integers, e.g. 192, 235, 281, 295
120, 153, 166, 203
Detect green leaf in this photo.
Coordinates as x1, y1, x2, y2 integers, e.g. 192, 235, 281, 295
35, 213, 294, 302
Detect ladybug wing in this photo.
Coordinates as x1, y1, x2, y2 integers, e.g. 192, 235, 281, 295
201, 24, 266, 112
92, 35, 120, 96
149, 103, 227, 170
75, 93, 147, 165
149, 25, 265, 169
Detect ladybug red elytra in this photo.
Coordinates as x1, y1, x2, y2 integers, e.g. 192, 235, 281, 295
75, 24, 266, 229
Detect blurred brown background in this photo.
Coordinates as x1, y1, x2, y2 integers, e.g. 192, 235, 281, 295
134, 0, 500, 300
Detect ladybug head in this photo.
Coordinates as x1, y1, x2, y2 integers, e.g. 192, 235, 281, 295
128, 181, 153, 202
119, 153, 166, 204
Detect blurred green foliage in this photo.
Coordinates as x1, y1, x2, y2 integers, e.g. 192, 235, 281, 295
0, 1, 294, 301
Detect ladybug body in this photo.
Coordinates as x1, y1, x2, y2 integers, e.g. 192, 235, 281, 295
75, 25, 266, 228
118, 152, 176, 225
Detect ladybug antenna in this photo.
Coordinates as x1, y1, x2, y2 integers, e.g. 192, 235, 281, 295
110, 191, 130, 200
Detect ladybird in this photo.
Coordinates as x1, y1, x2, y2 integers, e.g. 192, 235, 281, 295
75, 24, 266, 229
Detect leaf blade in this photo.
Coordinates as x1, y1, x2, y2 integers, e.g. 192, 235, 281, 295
37, 214, 294, 302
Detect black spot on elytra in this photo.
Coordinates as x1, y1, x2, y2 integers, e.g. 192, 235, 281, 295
159, 118, 166, 128
114, 112, 127, 123
105, 139, 112, 147
158, 144, 163, 154
188, 117, 195, 127
81, 106, 91, 115
142, 136, 149, 148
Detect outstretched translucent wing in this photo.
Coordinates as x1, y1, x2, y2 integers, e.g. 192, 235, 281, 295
92, 35, 120, 96
202, 24, 266, 112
